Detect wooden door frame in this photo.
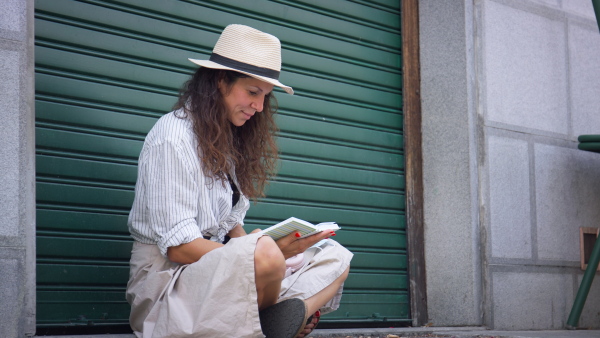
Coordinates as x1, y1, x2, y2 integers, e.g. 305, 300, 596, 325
402, 0, 428, 327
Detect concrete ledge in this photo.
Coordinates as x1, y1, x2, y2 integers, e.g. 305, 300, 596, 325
34, 327, 483, 338
36, 335, 135, 338
438, 330, 600, 338
37, 327, 600, 338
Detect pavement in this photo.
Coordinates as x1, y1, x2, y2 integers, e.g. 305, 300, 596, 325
38, 327, 600, 338
308, 327, 600, 338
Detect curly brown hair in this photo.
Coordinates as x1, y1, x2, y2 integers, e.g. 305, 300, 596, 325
173, 67, 279, 200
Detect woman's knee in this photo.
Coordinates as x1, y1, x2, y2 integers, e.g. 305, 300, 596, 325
254, 236, 286, 277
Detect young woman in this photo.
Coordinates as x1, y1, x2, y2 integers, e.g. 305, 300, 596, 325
125, 24, 353, 338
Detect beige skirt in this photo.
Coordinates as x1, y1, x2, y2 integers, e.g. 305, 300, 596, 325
126, 233, 353, 338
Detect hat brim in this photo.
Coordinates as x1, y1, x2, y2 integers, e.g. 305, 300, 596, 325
188, 58, 294, 95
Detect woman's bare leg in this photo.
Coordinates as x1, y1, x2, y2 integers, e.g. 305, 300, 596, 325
296, 266, 350, 338
304, 266, 349, 315
255, 237, 350, 336
254, 236, 286, 310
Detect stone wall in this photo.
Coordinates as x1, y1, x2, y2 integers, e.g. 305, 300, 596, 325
420, 0, 600, 329
0, 0, 36, 337
419, 0, 482, 326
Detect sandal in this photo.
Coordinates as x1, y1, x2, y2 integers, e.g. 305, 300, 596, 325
259, 298, 309, 338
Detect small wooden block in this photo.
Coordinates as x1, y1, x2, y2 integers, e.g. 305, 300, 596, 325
580, 227, 600, 271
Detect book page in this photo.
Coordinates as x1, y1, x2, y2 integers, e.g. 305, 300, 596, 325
261, 217, 339, 241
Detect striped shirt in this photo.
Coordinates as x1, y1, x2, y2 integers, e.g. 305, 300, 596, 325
128, 110, 250, 257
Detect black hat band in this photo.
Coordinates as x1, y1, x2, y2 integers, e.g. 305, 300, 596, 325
209, 53, 280, 80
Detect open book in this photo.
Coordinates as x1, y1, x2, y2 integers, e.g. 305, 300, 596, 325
260, 217, 340, 241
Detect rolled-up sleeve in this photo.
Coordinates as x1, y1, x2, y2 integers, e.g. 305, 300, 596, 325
142, 140, 202, 256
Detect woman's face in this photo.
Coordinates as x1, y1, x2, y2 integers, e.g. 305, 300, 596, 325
220, 76, 274, 127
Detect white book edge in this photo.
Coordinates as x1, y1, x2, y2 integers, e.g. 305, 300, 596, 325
259, 217, 340, 241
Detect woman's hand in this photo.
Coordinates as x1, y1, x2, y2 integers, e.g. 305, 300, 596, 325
275, 230, 335, 259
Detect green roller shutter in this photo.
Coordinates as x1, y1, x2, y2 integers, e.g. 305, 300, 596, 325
35, 0, 407, 331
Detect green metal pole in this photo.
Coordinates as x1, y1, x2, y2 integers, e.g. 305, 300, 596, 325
594, 0, 600, 33
566, 233, 600, 328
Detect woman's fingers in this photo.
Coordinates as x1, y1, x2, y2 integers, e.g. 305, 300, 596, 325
276, 230, 336, 258
304, 230, 335, 245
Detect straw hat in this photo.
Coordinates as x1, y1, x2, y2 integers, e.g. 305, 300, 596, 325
189, 24, 294, 95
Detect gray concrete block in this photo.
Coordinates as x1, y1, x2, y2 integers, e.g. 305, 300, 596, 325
492, 271, 571, 329
534, 144, 600, 261
0, 49, 21, 238
569, 23, 600, 137
0, 0, 25, 32
562, 0, 596, 19
420, 0, 481, 326
0, 258, 23, 338
488, 136, 532, 259
1, 0, 36, 337
483, 0, 568, 134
